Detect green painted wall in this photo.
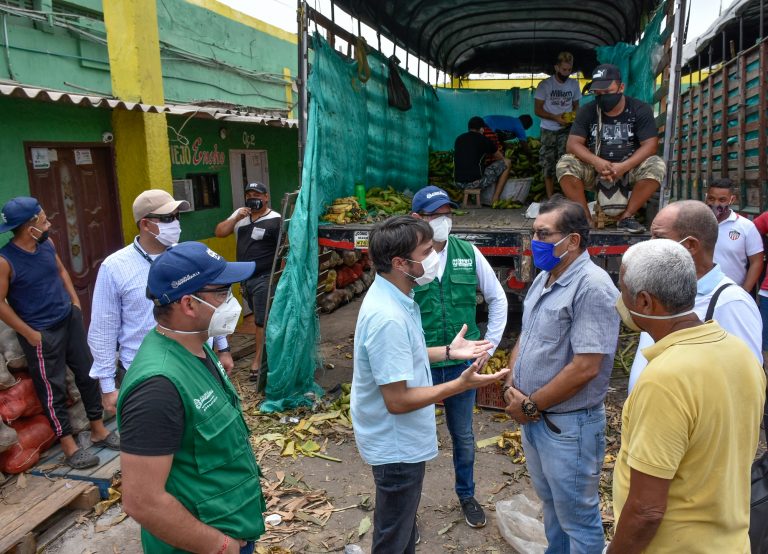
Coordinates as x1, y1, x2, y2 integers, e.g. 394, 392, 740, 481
0, 96, 113, 197
0, 1, 297, 113
165, 115, 298, 242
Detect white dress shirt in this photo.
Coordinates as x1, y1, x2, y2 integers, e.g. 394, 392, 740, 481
435, 242, 508, 352
88, 238, 228, 393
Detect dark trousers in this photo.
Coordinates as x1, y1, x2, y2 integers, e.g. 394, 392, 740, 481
371, 461, 425, 554
17, 306, 102, 437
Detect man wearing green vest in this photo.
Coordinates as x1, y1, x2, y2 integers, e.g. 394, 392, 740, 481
411, 186, 509, 528
117, 242, 264, 554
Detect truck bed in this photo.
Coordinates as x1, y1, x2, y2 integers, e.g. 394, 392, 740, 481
318, 207, 650, 256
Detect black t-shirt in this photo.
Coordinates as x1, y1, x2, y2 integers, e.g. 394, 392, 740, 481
235, 210, 282, 277
119, 353, 225, 456
570, 96, 657, 162
453, 131, 498, 182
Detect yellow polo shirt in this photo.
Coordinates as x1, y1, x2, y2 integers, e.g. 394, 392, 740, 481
613, 321, 765, 553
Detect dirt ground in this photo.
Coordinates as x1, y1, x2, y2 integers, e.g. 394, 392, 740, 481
44, 297, 766, 553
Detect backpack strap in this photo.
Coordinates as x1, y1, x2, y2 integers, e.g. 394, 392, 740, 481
705, 283, 734, 321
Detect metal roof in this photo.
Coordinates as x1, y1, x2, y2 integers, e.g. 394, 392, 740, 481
0, 83, 298, 128
329, 0, 662, 75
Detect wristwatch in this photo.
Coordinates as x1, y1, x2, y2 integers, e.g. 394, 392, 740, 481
521, 396, 539, 418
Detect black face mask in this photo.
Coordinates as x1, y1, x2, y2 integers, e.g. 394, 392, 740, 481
245, 198, 263, 211
597, 92, 623, 112
555, 72, 570, 82
31, 226, 48, 244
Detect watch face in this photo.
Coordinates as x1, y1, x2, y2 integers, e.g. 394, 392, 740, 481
522, 399, 537, 417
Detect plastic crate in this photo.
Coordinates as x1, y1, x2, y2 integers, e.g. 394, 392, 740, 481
476, 380, 506, 410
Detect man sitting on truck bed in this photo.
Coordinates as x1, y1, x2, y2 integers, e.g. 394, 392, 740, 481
454, 116, 512, 205
556, 64, 666, 233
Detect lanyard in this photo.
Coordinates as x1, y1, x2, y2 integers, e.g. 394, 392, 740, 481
133, 240, 154, 264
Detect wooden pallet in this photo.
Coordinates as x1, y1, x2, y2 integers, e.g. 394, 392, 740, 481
28, 418, 120, 499
0, 475, 100, 553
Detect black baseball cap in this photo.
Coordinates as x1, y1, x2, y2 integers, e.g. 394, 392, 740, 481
589, 64, 622, 91
245, 182, 268, 194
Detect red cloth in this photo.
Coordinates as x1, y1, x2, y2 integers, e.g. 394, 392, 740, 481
754, 211, 768, 291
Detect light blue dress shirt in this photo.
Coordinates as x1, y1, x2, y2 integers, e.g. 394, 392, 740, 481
351, 276, 438, 466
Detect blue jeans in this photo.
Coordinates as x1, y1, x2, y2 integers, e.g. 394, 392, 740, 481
240, 542, 254, 554
521, 405, 606, 554
432, 362, 476, 500
371, 461, 424, 553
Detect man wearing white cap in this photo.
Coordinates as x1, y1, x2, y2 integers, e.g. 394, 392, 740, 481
88, 190, 233, 415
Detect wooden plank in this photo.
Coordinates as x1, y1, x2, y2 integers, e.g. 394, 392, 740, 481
0, 476, 96, 552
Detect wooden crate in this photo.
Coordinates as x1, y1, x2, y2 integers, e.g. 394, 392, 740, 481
476, 381, 506, 410
0, 475, 99, 553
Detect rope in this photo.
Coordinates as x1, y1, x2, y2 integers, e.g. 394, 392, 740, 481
354, 36, 371, 83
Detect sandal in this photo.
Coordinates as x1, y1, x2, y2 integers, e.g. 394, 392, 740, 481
65, 448, 99, 469
249, 370, 260, 382
91, 430, 120, 450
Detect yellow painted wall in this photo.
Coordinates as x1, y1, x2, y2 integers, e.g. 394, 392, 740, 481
185, 0, 298, 44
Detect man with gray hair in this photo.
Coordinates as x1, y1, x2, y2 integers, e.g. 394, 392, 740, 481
628, 200, 762, 393
609, 239, 765, 553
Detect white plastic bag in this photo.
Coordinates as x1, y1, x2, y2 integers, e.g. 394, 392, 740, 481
496, 494, 547, 554
525, 202, 541, 219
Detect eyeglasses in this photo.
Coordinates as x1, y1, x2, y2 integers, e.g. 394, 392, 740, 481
532, 229, 564, 240
195, 286, 232, 303
145, 212, 180, 223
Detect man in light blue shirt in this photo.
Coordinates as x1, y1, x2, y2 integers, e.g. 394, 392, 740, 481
352, 216, 507, 553
629, 200, 763, 392
88, 190, 233, 414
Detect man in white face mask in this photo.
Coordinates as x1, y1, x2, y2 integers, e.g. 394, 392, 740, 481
351, 216, 508, 552
118, 241, 265, 554
88, 189, 234, 416
609, 239, 765, 553
409, 185, 508, 528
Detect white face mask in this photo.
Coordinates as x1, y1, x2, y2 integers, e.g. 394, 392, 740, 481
403, 250, 440, 286
193, 292, 242, 337
429, 216, 452, 242
150, 219, 182, 247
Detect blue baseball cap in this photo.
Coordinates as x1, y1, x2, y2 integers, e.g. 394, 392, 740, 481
147, 242, 256, 306
0, 197, 42, 233
412, 186, 458, 214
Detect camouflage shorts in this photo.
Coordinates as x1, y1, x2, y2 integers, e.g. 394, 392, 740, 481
555, 154, 666, 190
539, 128, 570, 177
456, 159, 507, 190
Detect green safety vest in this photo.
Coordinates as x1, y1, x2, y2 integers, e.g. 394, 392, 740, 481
413, 236, 480, 368
117, 330, 265, 553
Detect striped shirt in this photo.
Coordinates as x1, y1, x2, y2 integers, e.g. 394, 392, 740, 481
88, 238, 227, 394
513, 251, 620, 412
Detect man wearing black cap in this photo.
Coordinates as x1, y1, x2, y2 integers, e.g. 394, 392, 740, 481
0, 196, 117, 469
118, 241, 263, 554
556, 64, 665, 233
215, 183, 282, 384
454, 116, 512, 205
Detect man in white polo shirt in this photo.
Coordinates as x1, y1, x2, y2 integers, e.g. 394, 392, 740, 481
706, 178, 763, 291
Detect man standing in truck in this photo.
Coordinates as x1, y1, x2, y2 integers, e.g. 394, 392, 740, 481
535, 51, 581, 198
454, 116, 512, 205
410, 185, 508, 529
705, 178, 763, 292
557, 64, 665, 233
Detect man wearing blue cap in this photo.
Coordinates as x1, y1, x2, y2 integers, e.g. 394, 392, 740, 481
410, 185, 508, 528
0, 196, 116, 469
118, 241, 263, 554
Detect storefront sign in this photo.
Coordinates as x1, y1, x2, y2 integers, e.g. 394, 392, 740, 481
170, 137, 226, 167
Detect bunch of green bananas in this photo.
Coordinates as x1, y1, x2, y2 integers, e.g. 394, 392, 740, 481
428, 150, 455, 186
366, 187, 412, 215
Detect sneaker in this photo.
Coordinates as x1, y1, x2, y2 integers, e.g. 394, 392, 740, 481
617, 216, 646, 234
414, 523, 420, 545
460, 497, 487, 528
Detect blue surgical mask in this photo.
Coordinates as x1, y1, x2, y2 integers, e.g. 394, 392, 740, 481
531, 234, 571, 271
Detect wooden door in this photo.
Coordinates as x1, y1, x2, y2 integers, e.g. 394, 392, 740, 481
26, 145, 123, 328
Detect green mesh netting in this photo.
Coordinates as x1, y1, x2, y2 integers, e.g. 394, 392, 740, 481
431, 87, 541, 151
260, 35, 435, 412
596, 1, 666, 103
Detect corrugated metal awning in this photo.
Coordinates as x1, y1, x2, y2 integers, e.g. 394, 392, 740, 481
0, 83, 298, 128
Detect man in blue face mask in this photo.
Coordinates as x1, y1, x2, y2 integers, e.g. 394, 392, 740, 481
501, 195, 620, 553
556, 64, 665, 233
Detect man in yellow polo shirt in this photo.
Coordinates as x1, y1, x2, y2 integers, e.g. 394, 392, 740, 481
607, 239, 765, 554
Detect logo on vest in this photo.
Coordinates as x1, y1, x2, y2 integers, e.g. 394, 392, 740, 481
452, 258, 473, 269
193, 389, 217, 412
